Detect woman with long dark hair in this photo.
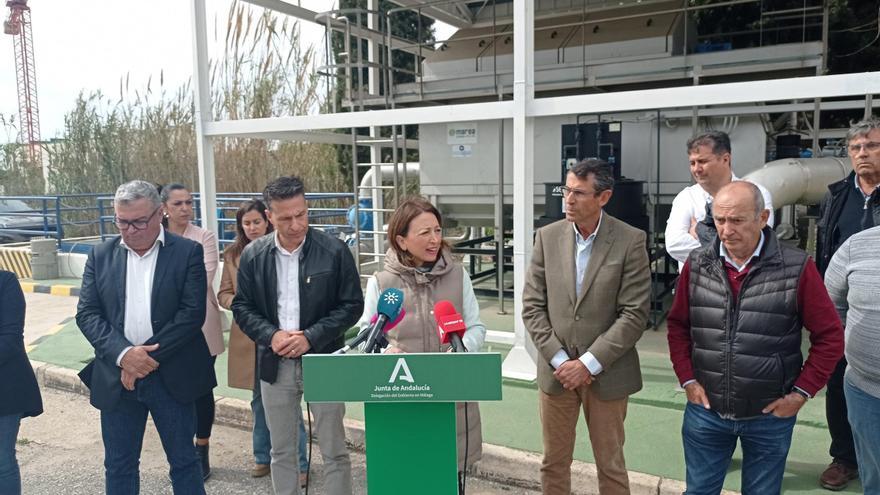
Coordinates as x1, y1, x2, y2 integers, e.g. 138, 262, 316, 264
219, 199, 277, 478
159, 183, 224, 480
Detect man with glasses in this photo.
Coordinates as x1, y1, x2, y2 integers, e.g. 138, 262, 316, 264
523, 158, 651, 494
665, 131, 774, 270
76, 180, 214, 494
816, 118, 880, 491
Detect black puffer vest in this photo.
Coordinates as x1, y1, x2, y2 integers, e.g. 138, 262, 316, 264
688, 228, 808, 418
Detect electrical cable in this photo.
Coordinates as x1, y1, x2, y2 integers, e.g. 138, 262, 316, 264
836, 8, 880, 58
459, 402, 469, 495
305, 402, 312, 495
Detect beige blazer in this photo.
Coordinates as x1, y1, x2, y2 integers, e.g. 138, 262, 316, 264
182, 224, 225, 357
218, 254, 256, 390
522, 214, 651, 400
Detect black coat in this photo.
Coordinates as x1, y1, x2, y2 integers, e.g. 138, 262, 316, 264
0, 271, 42, 418
816, 171, 880, 275
75, 232, 216, 411
232, 228, 364, 383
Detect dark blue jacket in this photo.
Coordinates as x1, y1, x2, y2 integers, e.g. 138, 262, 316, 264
0, 271, 42, 418
76, 232, 215, 411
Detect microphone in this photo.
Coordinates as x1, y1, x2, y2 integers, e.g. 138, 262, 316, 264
332, 308, 405, 355
363, 288, 405, 354
434, 300, 467, 353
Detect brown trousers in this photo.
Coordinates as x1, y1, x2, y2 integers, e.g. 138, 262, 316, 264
539, 385, 630, 495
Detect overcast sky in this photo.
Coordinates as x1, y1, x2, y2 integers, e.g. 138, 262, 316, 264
3, 0, 453, 141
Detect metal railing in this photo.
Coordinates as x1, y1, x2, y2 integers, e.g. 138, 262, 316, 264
0, 193, 108, 242
96, 192, 356, 248
0, 192, 354, 250
317, 0, 826, 108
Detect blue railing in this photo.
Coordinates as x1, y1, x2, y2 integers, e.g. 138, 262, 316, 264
0, 193, 109, 242
95, 192, 356, 247
1, 192, 354, 250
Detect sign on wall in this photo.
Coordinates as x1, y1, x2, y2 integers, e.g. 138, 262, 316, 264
447, 123, 478, 144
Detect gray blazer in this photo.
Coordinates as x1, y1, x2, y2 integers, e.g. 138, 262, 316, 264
522, 214, 651, 399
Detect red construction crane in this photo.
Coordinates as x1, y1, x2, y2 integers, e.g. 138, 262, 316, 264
4, 0, 42, 164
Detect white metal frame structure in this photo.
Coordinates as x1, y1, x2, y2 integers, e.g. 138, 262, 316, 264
190, 0, 880, 381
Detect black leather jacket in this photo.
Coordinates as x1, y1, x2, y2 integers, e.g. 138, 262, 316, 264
816, 171, 880, 275
231, 227, 364, 383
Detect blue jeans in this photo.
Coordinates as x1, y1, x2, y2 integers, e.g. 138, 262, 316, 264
100, 374, 205, 495
0, 414, 21, 495
682, 402, 796, 495
845, 377, 880, 493
253, 381, 308, 471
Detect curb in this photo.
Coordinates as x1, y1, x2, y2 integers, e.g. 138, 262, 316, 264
20, 281, 80, 297
30, 359, 736, 495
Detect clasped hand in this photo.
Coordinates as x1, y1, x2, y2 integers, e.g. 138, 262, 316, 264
554, 359, 593, 390
119, 343, 159, 391
272, 330, 311, 358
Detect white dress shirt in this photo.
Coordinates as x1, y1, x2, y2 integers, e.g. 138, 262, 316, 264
275, 232, 305, 332
719, 231, 765, 272
549, 215, 604, 376
116, 227, 165, 366
665, 173, 775, 270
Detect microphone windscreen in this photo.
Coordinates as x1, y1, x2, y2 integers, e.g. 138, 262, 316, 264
433, 299, 457, 317
377, 288, 404, 320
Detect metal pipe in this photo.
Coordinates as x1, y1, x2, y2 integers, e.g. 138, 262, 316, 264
351, 129, 360, 272
392, 124, 400, 207
358, 163, 421, 198
496, 115, 506, 314
743, 157, 849, 207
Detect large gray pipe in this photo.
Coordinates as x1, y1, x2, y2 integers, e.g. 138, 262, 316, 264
743, 157, 850, 207
358, 163, 420, 199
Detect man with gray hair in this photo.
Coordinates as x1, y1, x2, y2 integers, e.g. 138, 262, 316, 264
665, 130, 775, 270
76, 180, 215, 493
816, 117, 880, 490
523, 158, 651, 494
667, 181, 843, 493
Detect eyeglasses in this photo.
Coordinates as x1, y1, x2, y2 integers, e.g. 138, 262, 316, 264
115, 206, 161, 231
560, 185, 598, 200
848, 141, 880, 153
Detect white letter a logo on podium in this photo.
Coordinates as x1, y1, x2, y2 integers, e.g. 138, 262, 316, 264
389, 358, 415, 383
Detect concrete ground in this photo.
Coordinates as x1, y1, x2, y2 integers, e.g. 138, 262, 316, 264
19, 286, 866, 494
22, 291, 79, 347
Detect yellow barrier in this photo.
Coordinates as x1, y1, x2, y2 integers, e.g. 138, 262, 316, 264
0, 247, 32, 278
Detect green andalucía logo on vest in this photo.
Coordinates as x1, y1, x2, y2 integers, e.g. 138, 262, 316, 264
371, 357, 434, 399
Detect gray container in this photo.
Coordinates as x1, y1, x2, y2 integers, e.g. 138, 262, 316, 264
30, 237, 58, 280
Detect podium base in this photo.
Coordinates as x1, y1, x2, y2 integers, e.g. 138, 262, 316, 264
364, 402, 459, 494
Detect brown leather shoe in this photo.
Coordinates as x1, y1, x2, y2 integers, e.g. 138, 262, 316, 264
299, 472, 308, 488
251, 463, 271, 478
820, 461, 858, 491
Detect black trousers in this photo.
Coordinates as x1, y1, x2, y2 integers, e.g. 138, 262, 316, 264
826, 357, 858, 467
194, 356, 216, 440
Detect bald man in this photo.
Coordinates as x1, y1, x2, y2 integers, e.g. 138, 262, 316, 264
666, 182, 843, 493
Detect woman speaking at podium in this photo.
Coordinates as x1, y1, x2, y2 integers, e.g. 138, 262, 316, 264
356, 196, 486, 472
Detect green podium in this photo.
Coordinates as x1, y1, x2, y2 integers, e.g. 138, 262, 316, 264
303, 352, 502, 494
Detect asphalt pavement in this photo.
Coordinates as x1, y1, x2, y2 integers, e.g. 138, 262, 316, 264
17, 386, 541, 495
